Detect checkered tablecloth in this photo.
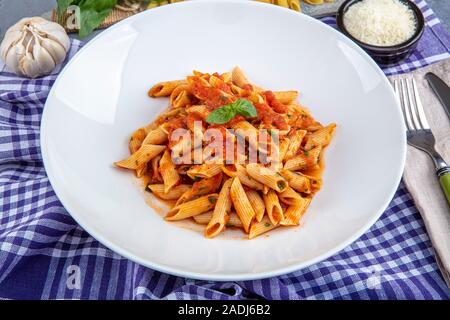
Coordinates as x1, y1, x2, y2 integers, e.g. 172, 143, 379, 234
1, 0, 449, 300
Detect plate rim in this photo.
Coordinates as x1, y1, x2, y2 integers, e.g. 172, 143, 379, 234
40, 0, 406, 281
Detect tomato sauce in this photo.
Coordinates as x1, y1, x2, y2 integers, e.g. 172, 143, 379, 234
190, 78, 235, 109
254, 102, 289, 130
187, 112, 205, 131
263, 91, 288, 114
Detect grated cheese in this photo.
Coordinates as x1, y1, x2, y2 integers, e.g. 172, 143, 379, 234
343, 0, 417, 46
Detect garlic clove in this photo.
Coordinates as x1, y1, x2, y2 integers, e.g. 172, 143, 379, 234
0, 30, 22, 61
4, 45, 21, 75
5, 31, 28, 76
46, 30, 71, 53
20, 54, 42, 79
32, 17, 70, 52
32, 35, 56, 75
39, 37, 67, 65
19, 33, 40, 78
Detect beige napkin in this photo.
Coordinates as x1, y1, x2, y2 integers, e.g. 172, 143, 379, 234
389, 58, 450, 288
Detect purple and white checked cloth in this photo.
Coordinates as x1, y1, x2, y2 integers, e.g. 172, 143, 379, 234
1, 0, 450, 300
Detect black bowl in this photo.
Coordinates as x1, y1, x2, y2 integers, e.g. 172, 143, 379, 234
336, 0, 425, 65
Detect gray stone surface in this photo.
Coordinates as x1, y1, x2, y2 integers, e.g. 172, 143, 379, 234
0, 0, 449, 42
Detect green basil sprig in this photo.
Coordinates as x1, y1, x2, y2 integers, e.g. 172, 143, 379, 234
57, 0, 119, 38
206, 99, 257, 124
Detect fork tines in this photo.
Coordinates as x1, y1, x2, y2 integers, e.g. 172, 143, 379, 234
394, 77, 430, 132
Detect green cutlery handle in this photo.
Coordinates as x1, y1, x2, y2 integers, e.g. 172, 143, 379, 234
439, 172, 450, 206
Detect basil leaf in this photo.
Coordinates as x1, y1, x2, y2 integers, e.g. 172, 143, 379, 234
206, 106, 236, 124
206, 99, 257, 124
233, 99, 257, 118
77, 0, 117, 38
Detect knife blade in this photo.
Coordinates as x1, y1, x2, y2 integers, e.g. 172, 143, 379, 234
425, 72, 450, 119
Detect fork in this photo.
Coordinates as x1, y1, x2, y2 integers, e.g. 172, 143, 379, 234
393, 77, 450, 205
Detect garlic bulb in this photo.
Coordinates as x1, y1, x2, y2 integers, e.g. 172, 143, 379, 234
0, 17, 70, 78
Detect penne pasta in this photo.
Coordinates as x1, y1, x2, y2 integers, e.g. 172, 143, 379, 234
284, 129, 307, 160
249, 216, 279, 239
230, 178, 256, 233
246, 163, 288, 192
148, 80, 187, 97
129, 128, 146, 154
280, 169, 311, 194
170, 84, 191, 107
231, 66, 251, 87
304, 123, 336, 151
128, 128, 147, 177
220, 72, 232, 83
273, 91, 298, 104
194, 210, 243, 228
187, 164, 222, 179
159, 150, 180, 193
263, 189, 284, 225
209, 75, 227, 89
301, 173, 323, 194
186, 105, 210, 119
232, 120, 260, 152
166, 194, 219, 221
144, 122, 158, 133
221, 164, 264, 191
172, 89, 192, 108
230, 84, 247, 96
245, 189, 266, 222
115, 144, 166, 170
226, 212, 244, 228
284, 145, 322, 171
278, 186, 303, 206
205, 178, 233, 238
150, 154, 162, 182
142, 126, 168, 145
280, 197, 311, 226
279, 137, 290, 160
148, 184, 191, 200
176, 173, 223, 205
193, 211, 213, 225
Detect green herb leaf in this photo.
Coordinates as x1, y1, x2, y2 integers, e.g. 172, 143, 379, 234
205, 106, 236, 125
77, 0, 117, 39
277, 180, 286, 191
233, 99, 257, 118
208, 196, 217, 204
57, 0, 118, 39
206, 99, 257, 124
265, 223, 271, 228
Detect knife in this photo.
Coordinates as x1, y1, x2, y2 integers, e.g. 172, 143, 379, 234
425, 72, 450, 119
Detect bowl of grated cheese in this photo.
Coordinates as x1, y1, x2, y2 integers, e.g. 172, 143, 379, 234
336, 0, 424, 65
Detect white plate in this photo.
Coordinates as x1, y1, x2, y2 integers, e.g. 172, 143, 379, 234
41, 0, 406, 281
